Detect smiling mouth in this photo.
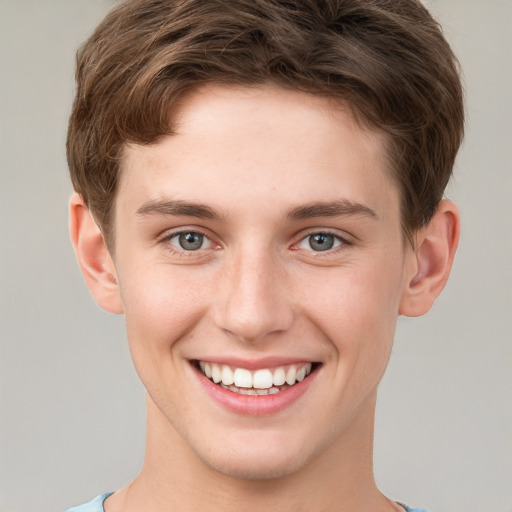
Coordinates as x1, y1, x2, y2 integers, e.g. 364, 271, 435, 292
194, 361, 319, 396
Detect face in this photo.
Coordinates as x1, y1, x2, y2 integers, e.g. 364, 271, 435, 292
112, 86, 413, 479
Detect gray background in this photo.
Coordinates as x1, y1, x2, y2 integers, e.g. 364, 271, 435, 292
1, 1, 511, 511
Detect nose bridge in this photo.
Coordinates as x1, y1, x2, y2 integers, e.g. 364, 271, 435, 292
214, 243, 293, 343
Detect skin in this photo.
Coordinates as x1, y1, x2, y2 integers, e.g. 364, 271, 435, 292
70, 85, 460, 512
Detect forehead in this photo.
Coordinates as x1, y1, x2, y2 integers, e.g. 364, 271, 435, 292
118, 85, 399, 223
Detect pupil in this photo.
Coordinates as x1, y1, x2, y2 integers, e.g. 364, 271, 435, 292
179, 232, 203, 250
309, 233, 334, 251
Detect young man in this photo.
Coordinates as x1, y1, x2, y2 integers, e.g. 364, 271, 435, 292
66, 0, 463, 511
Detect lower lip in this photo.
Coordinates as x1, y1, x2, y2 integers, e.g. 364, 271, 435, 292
194, 365, 319, 416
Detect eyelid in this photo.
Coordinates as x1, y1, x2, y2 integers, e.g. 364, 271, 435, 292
297, 233, 342, 251
158, 226, 220, 252
291, 229, 353, 253
169, 232, 213, 250
157, 226, 353, 255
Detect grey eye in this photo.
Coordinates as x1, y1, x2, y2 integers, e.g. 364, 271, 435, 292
297, 232, 343, 252
175, 232, 207, 251
308, 233, 335, 251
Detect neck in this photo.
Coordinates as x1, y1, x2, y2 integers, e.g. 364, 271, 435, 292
107, 392, 396, 512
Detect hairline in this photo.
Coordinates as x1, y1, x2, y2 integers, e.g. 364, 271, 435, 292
99, 86, 418, 256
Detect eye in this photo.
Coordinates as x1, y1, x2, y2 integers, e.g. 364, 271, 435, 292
297, 232, 343, 252
168, 231, 212, 251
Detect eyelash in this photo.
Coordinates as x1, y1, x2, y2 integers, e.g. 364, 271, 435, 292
159, 228, 351, 258
293, 230, 351, 255
160, 229, 216, 257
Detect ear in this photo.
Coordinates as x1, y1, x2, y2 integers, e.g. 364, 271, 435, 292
399, 199, 460, 317
69, 193, 123, 314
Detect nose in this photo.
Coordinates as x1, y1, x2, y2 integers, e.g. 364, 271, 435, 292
213, 249, 294, 344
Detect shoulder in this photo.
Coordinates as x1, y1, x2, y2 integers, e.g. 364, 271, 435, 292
400, 505, 428, 512
63, 493, 113, 512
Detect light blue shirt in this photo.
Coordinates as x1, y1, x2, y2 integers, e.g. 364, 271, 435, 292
64, 492, 428, 512
64, 493, 113, 512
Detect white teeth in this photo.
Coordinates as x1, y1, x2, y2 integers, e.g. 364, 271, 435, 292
273, 367, 286, 386
221, 365, 234, 385
233, 368, 253, 388
211, 364, 222, 384
285, 366, 297, 385
199, 361, 315, 393
253, 369, 273, 389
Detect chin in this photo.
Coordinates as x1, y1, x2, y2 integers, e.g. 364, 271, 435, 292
202, 452, 310, 481
190, 432, 320, 482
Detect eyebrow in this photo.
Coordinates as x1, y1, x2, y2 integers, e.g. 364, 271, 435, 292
136, 199, 223, 220
136, 198, 377, 222
286, 200, 378, 220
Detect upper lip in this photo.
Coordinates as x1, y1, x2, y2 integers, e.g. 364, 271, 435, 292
191, 356, 318, 370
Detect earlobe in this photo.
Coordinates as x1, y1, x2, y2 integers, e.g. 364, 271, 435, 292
69, 193, 124, 314
399, 200, 460, 317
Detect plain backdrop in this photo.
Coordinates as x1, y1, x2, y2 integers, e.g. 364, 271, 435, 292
1, 1, 511, 511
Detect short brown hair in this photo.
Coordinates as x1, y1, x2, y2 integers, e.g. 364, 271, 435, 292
67, 0, 464, 245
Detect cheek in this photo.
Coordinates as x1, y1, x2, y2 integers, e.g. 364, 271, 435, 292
300, 254, 404, 363
118, 265, 211, 372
